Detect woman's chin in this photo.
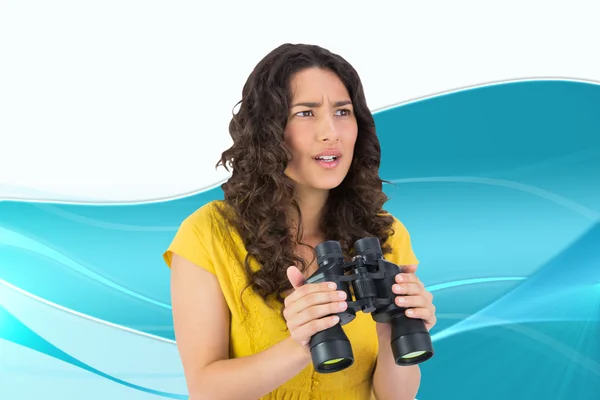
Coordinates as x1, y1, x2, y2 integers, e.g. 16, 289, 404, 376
310, 177, 346, 191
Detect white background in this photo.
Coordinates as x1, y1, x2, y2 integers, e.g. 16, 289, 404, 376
1, 0, 599, 203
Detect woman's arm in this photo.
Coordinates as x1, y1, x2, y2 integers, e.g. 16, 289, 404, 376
371, 267, 436, 399
371, 325, 421, 400
170, 254, 311, 400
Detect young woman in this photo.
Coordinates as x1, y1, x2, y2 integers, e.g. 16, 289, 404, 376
163, 43, 436, 400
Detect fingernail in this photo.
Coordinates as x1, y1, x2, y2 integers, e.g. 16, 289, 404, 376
406, 309, 414, 316
396, 274, 404, 282
328, 282, 336, 289
338, 291, 346, 299
397, 297, 405, 303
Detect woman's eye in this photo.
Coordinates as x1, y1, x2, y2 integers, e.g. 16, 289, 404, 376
295, 109, 351, 117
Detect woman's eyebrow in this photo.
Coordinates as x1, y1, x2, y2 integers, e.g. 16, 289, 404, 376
291, 100, 352, 108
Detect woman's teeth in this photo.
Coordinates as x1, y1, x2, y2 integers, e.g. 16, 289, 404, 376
315, 156, 337, 162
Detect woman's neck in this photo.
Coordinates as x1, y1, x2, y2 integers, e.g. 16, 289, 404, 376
290, 185, 329, 241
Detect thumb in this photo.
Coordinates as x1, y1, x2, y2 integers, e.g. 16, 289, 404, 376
286, 266, 305, 289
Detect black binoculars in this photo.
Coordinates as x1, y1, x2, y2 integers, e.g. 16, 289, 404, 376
304, 237, 434, 373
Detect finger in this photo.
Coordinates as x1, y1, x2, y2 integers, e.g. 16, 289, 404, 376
284, 289, 347, 316
394, 294, 428, 308
395, 272, 421, 285
293, 315, 341, 345
405, 307, 435, 323
396, 273, 427, 291
284, 280, 338, 307
392, 282, 422, 295
412, 309, 437, 331
425, 289, 434, 302
288, 300, 348, 329
286, 266, 305, 289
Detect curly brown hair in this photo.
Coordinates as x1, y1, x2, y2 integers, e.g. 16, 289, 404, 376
216, 43, 395, 305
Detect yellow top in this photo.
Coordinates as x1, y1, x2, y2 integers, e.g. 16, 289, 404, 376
163, 200, 419, 400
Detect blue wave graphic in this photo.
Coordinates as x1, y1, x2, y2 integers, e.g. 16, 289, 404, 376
433, 221, 600, 341
0, 305, 187, 399
0, 226, 171, 310
1, 79, 600, 399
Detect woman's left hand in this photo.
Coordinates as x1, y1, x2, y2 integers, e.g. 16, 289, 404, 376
390, 264, 436, 332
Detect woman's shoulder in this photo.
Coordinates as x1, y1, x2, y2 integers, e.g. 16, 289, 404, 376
390, 215, 411, 239
163, 200, 238, 272
377, 210, 411, 238
380, 211, 420, 266
178, 199, 242, 239
184, 199, 231, 226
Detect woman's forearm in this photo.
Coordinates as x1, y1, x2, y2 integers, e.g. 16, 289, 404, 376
189, 336, 311, 400
372, 329, 422, 400
372, 362, 421, 400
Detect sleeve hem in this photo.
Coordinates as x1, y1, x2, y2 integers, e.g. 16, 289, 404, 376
163, 249, 217, 275
162, 205, 217, 275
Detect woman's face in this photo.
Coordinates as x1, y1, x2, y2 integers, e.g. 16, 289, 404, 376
283, 67, 358, 192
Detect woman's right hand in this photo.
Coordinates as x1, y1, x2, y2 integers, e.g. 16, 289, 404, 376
283, 266, 348, 349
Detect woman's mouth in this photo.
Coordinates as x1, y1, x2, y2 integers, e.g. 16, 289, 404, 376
313, 155, 340, 169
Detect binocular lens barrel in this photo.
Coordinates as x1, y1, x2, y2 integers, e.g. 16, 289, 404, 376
353, 237, 383, 259
315, 240, 344, 266
309, 324, 354, 373
390, 314, 434, 365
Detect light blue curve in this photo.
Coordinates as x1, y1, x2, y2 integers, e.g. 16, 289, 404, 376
33, 204, 179, 232
0, 306, 187, 399
426, 276, 526, 292
0, 227, 171, 310
388, 176, 600, 221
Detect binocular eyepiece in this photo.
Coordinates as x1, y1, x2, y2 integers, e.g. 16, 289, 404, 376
304, 237, 434, 374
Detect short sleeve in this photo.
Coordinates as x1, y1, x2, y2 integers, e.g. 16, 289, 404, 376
163, 203, 216, 275
386, 217, 419, 266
